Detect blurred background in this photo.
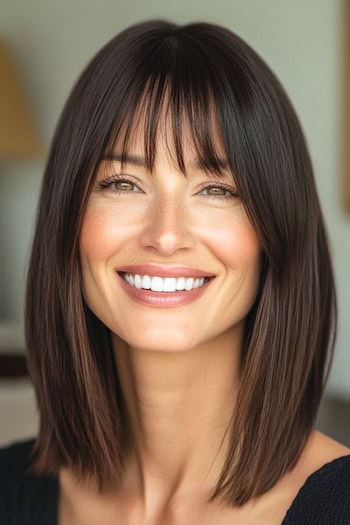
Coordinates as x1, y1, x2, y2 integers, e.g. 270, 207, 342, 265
0, 0, 349, 447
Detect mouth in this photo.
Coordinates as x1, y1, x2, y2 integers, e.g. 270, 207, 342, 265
116, 270, 215, 307
117, 271, 215, 293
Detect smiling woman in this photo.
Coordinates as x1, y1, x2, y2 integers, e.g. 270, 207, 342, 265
1, 19, 350, 525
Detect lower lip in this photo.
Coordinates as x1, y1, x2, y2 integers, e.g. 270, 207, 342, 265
116, 273, 215, 308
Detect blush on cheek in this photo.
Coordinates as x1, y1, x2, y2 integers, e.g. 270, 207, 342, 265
80, 207, 112, 255
80, 208, 99, 253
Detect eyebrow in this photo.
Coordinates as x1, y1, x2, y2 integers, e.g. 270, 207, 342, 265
102, 153, 230, 171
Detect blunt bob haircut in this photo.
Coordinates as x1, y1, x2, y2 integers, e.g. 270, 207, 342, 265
25, 19, 337, 506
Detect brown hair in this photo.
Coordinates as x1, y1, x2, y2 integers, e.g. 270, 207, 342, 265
25, 19, 337, 506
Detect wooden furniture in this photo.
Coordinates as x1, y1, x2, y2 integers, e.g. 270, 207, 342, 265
0, 354, 28, 378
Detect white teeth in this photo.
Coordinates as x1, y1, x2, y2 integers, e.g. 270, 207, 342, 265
142, 275, 151, 290
134, 274, 145, 288
122, 273, 208, 292
175, 277, 186, 290
184, 278, 194, 291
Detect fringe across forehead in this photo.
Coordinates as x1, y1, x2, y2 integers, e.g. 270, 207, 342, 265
105, 76, 235, 182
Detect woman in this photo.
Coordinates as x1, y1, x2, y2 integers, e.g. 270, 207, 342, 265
1, 19, 349, 524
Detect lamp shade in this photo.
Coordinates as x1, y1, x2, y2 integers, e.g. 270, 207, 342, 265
0, 39, 43, 159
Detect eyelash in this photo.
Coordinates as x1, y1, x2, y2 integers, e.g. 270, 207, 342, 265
96, 175, 239, 201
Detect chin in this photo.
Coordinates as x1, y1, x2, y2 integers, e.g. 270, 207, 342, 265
111, 331, 201, 354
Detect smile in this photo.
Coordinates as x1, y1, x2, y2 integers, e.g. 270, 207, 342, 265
118, 272, 211, 292
116, 271, 215, 308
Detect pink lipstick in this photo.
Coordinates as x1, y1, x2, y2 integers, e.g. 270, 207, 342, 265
116, 271, 215, 308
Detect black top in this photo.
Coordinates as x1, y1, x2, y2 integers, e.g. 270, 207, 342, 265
0, 438, 349, 524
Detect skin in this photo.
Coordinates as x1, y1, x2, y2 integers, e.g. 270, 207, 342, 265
58, 114, 350, 525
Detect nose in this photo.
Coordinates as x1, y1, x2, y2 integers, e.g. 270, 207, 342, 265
139, 192, 195, 256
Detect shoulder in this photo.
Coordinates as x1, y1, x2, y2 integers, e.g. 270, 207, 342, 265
283, 454, 350, 523
283, 431, 350, 523
0, 437, 36, 483
0, 437, 58, 523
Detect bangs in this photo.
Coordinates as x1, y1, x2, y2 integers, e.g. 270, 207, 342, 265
104, 45, 235, 182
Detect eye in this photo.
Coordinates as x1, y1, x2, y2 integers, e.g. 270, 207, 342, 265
96, 175, 141, 193
201, 183, 239, 201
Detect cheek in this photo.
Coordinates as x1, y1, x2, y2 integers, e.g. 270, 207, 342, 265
79, 204, 124, 261
79, 206, 117, 304
207, 212, 261, 271
79, 205, 122, 314
214, 213, 262, 308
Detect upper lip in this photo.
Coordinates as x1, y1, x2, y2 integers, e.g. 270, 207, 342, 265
117, 265, 216, 278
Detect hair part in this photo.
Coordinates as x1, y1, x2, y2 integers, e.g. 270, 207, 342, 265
25, 19, 337, 507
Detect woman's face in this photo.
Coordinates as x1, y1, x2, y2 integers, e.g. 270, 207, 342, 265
79, 118, 262, 353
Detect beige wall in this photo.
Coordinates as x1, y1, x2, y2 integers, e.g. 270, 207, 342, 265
0, 0, 348, 448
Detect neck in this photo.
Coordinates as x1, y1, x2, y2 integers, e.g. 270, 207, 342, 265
111, 324, 242, 507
